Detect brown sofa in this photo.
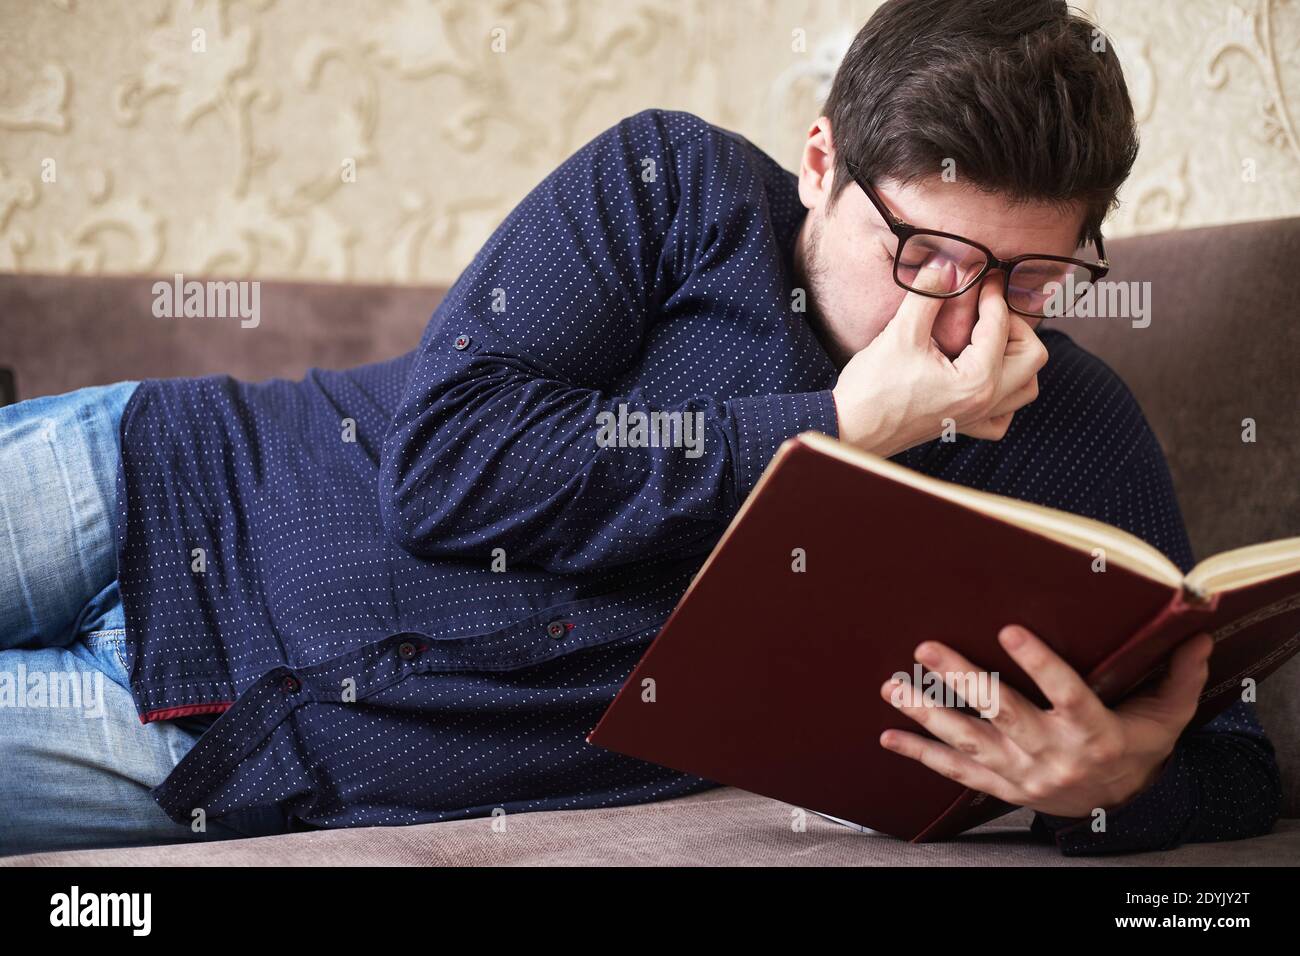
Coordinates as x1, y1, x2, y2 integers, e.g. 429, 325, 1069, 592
1, 216, 1298, 865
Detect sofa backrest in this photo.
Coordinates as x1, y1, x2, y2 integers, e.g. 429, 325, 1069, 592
0, 275, 442, 402
1051, 218, 1300, 559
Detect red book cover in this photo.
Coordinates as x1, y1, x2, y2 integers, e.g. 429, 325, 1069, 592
586, 432, 1300, 841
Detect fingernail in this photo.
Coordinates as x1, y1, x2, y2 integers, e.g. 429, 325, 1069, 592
914, 260, 952, 294
1000, 626, 1026, 649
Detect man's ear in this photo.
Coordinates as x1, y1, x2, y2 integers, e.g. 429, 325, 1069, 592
797, 116, 836, 212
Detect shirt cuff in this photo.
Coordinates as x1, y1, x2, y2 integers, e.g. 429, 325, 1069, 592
1030, 750, 1193, 855
725, 390, 839, 504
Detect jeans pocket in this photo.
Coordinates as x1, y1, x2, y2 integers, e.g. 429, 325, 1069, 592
81, 628, 130, 688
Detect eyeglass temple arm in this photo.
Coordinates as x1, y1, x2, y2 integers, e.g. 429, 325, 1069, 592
844, 160, 903, 227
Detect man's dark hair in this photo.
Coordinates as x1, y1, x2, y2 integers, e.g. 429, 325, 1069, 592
821, 0, 1138, 246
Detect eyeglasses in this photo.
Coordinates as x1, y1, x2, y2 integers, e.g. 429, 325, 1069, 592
845, 161, 1109, 319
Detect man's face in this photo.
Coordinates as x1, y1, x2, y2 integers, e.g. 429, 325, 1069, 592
794, 118, 1088, 367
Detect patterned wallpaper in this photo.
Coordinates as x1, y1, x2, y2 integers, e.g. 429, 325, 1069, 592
0, 0, 1297, 285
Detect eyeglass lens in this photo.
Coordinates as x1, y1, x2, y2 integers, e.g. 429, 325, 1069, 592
897, 233, 1093, 317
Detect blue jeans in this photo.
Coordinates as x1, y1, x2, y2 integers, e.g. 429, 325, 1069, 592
0, 382, 292, 856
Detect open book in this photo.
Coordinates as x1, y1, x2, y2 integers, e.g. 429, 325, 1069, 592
587, 431, 1300, 841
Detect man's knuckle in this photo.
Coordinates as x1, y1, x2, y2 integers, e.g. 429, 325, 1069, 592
1052, 766, 1086, 792
1083, 737, 1123, 765
966, 381, 997, 410
1032, 340, 1050, 368
1053, 688, 1086, 712
1021, 778, 1050, 802
942, 760, 969, 785
991, 700, 1016, 727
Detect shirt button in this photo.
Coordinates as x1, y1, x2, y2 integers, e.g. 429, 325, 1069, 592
281, 675, 301, 694
398, 640, 420, 660
546, 620, 570, 640
453, 334, 471, 350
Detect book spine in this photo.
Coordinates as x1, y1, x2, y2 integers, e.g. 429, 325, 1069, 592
911, 790, 1017, 843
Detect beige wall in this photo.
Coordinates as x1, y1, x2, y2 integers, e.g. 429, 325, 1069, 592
1, 0, 1297, 284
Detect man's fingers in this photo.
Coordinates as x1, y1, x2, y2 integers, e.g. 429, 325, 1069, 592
880, 674, 1006, 760
959, 348, 1041, 441
879, 728, 1021, 805
892, 260, 955, 350
903, 640, 1047, 755
998, 624, 1108, 723
1006, 311, 1038, 340
1150, 632, 1214, 722
1001, 314, 1050, 382
986, 374, 1039, 420
960, 411, 1014, 441
957, 309, 1045, 427
954, 273, 1011, 374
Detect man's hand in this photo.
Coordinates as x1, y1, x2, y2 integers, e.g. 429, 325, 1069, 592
877, 625, 1214, 819
832, 262, 1049, 457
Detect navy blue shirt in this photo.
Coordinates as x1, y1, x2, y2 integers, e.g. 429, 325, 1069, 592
113, 109, 1280, 854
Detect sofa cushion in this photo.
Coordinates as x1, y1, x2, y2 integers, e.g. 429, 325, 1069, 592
3, 788, 1297, 866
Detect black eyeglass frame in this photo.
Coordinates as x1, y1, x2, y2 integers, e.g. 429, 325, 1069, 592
844, 161, 1110, 318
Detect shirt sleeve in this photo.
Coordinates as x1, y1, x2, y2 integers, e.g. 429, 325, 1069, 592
378, 109, 837, 574
1031, 701, 1282, 855
1030, 395, 1283, 855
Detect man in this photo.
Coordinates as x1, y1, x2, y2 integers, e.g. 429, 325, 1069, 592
0, 0, 1280, 856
